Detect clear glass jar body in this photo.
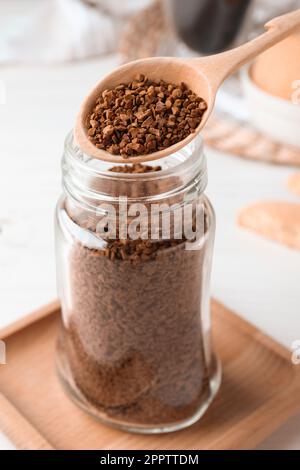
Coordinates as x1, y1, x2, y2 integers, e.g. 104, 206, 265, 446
55, 132, 221, 433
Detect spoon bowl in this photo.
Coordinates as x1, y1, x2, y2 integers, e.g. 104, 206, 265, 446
75, 9, 300, 164
75, 56, 214, 163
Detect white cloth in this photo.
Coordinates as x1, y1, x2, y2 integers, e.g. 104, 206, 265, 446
0, 0, 119, 63
252, 0, 300, 24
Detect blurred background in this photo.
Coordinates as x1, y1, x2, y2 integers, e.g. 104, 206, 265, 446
0, 0, 300, 449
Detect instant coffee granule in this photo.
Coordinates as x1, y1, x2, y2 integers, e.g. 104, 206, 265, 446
87, 75, 207, 157
58, 164, 210, 425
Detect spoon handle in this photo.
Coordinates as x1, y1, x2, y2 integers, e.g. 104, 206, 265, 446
190, 9, 300, 86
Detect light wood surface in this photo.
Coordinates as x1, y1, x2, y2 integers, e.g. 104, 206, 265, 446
0, 394, 53, 450
0, 300, 299, 450
75, 10, 300, 164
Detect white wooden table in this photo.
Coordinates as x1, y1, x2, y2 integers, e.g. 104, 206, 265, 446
0, 20, 300, 452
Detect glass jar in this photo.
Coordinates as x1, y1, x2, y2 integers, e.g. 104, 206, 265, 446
55, 131, 221, 433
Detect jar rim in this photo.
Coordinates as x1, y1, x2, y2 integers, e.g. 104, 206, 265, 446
62, 131, 207, 208
64, 130, 205, 182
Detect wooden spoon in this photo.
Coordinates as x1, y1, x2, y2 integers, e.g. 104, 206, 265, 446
75, 9, 300, 164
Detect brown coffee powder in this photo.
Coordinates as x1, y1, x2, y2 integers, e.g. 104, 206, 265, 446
59, 241, 210, 424
58, 164, 212, 427
87, 75, 207, 157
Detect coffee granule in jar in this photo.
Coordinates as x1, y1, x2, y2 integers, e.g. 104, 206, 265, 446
60, 239, 209, 424
57, 163, 213, 427
108, 162, 162, 174
87, 76, 207, 157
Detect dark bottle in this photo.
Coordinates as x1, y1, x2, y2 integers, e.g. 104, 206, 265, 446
166, 0, 252, 54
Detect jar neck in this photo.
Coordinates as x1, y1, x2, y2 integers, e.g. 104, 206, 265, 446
62, 131, 207, 211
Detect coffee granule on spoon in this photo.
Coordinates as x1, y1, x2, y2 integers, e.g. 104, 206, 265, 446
87, 75, 207, 157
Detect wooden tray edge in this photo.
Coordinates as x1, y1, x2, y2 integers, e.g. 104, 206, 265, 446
0, 393, 53, 450
212, 299, 294, 363
0, 299, 60, 340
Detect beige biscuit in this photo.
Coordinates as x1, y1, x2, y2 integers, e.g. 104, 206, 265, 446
251, 33, 300, 101
238, 201, 300, 250
288, 173, 300, 197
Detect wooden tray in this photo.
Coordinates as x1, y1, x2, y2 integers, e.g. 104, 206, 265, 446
0, 299, 299, 450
